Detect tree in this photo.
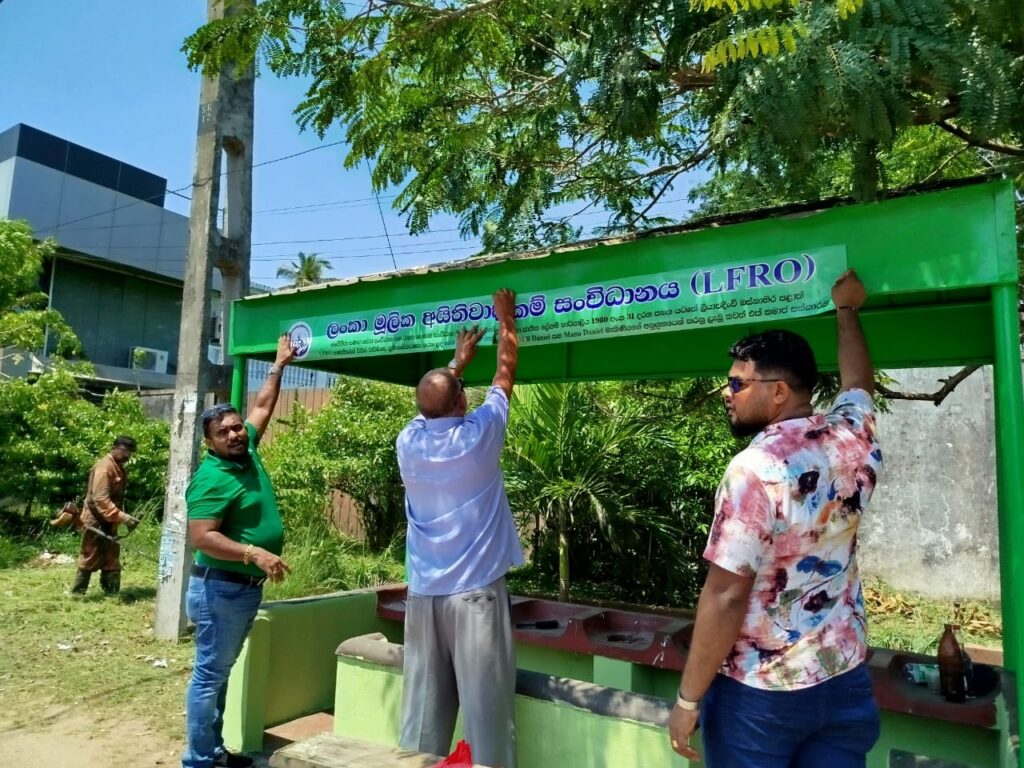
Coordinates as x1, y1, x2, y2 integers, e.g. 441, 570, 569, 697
263, 375, 415, 549
0, 373, 170, 514
185, 0, 1023, 250
0, 220, 170, 514
691, 0, 865, 71
688, 125, 992, 217
275, 251, 332, 288
0, 220, 79, 364
504, 382, 681, 602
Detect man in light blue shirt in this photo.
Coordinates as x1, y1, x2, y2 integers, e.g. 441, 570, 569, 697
396, 288, 522, 768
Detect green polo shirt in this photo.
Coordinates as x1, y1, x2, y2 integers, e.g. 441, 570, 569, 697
186, 422, 284, 578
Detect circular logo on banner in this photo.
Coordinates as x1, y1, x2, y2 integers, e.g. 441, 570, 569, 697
288, 322, 313, 359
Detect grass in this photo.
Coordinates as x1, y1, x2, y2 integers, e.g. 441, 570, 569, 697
263, 519, 405, 601
0, 519, 195, 740
0, 512, 1003, 745
0, 512, 404, 742
864, 579, 1002, 655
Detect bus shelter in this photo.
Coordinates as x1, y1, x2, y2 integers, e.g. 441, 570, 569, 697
225, 178, 1023, 766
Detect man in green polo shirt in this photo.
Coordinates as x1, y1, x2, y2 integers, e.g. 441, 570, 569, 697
181, 333, 296, 768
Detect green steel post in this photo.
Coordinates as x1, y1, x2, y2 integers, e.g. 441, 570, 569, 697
992, 284, 1024, 744
231, 355, 246, 411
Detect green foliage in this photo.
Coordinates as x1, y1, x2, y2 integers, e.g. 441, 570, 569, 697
0, 219, 169, 515
275, 250, 333, 288
0, 370, 170, 514
691, 0, 866, 71
183, 0, 1023, 249
504, 383, 658, 601
689, 126, 991, 217
263, 520, 405, 600
504, 380, 738, 605
0, 220, 80, 358
704, 1, 1024, 202
253, 372, 737, 608
261, 375, 416, 549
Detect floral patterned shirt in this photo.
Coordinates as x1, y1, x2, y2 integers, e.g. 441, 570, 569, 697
704, 388, 882, 690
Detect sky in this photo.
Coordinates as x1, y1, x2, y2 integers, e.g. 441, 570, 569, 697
0, 1, 700, 288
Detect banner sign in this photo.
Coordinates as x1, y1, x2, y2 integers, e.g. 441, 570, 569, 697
283, 246, 847, 362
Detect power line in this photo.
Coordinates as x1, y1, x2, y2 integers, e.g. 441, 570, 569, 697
253, 242, 478, 263
249, 228, 462, 247
249, 248, 482, 281
34, 139, 347, 234
61, 240, 480, 266
43, 194, 692, 235
60, 227, 465, 248
366, 159, 398, 270
253, 193, 399, 215
38, 195, 391, 232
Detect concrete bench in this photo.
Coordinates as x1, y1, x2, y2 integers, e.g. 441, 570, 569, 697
333, 633, 682, 767
270, 733, 487, 768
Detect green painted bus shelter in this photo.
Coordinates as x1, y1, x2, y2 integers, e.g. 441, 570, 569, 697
227, 177, 1024, 763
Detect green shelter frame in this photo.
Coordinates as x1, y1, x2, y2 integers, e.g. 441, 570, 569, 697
228, 178, 1024, 744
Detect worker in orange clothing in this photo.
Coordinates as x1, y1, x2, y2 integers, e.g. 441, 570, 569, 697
71, 436, 139, 595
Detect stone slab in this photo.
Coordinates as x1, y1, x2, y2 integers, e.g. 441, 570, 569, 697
269, 733, 488, 768
266, 712, 336, 745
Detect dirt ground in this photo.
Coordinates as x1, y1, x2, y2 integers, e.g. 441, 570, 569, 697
0, 705, 270, 768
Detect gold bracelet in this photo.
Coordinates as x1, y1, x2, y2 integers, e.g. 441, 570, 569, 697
243, 544, 254, 565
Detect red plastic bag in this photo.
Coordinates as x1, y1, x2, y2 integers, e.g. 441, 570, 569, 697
432, 739, 473, 767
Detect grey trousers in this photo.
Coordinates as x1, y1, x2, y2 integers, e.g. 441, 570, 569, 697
400, 576, 517, 768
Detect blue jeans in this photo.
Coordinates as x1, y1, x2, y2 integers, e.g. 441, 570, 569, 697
700, 665, 880, 768
182, 575, 263, 768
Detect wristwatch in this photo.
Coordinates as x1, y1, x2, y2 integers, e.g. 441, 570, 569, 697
675, 689, 700, 711
447, 358, 459, 370
268, 365, 282, 376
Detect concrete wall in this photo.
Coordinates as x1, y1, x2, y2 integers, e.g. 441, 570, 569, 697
49, 257, 185, 370
860, 366, 1000, 600
0, 157, 14, 216
137, 389, 176, 422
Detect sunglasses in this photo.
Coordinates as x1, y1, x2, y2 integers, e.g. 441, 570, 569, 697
726, 376, 784, 394
201, 402, 238, 426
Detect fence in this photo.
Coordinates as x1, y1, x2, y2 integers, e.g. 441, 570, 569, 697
245, 387, 333, 443
246, 359, 338, 392
244, 387, 365, 539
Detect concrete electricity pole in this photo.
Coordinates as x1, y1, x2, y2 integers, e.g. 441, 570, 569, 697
154, 0, 254, 639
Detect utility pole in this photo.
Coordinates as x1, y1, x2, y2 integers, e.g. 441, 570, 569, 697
155, 0, 254, 639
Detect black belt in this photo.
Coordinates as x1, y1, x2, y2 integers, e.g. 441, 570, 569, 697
192, 564, 265, 588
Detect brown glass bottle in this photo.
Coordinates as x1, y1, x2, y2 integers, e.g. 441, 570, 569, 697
938, 623, 967, 703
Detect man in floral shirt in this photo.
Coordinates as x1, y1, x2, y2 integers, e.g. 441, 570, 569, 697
670, 270, 881, 766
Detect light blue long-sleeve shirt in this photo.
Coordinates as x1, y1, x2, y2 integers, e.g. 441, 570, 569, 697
396, 386, 525, 596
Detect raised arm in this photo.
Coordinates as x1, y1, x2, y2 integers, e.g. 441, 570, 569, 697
491, 289, 518, 399
832, 270, 873, 395
247, 333, 297, 439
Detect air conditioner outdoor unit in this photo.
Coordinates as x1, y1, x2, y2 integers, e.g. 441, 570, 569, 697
130, 346, 169, 374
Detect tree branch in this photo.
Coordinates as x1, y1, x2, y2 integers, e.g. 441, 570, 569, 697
918, 145, 968, 184
379, 0, 505, 19
638, 52, 716, 91
937, 120, 1024, 157
877, 365, 981, 406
